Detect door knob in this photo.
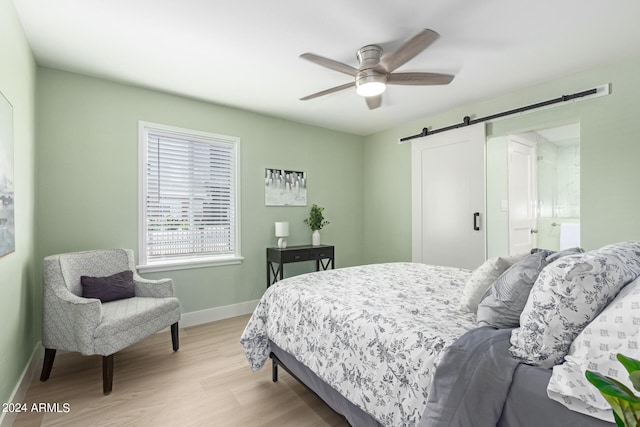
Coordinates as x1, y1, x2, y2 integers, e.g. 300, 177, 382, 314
530, 228, 538, 234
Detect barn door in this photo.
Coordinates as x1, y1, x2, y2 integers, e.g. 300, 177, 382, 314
411, 123, 486, 269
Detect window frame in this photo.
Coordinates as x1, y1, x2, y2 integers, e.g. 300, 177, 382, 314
137, 121, 242, 273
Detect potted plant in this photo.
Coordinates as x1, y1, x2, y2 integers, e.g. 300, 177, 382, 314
585, 353, 640, 426
304, 204, 330, 246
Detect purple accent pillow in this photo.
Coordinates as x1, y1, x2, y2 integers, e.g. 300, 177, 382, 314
81, 270, 135, 303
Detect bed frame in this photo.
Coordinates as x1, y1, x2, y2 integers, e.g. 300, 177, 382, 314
268, 342, 615, 427
269, 342, 383, 426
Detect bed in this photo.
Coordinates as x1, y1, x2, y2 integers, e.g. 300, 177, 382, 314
242, 262, 476, 426
240, 243, 640, 426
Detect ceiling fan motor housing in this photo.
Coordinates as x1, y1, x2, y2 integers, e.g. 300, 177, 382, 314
355, 45, 387, 96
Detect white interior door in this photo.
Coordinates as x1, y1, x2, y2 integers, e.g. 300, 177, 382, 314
411, 124, 486, 269
508, 135, 537, 255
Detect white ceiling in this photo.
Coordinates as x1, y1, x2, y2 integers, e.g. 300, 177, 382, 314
13, 0, 640, 136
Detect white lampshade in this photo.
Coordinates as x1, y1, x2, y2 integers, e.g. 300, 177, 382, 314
275, 221, 289, 248
275, 221, 289, 237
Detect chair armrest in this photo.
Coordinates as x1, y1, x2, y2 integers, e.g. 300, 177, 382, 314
42, 281, 102, 354
133, 276, 175, 298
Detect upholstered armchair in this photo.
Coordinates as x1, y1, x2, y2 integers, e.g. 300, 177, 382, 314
40, 249, 181, 394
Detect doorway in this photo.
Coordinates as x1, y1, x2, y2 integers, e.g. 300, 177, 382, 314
507, 123, 581, 254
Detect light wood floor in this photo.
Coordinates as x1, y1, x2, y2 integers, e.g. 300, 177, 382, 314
13, 315, 349, 427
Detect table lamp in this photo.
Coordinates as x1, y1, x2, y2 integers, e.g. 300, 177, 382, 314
275, 221, 289, 248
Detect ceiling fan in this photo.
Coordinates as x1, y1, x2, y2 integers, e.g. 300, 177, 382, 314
299, 29, 455, 110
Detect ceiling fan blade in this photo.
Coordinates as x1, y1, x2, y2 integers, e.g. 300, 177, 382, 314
300, 53, 358, 76
387, 72, 454, 85
376, 29, 440, 73
365, 95, 382, 110
300, 82, 355, 101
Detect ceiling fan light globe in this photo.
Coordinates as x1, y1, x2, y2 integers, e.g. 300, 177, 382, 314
356, 81, 387, 97
356, 71, 387, 97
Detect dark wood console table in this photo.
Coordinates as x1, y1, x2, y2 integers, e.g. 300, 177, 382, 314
266, 244, 335, 287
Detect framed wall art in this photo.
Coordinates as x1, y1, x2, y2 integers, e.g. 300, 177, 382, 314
0, 91, 14, 257
265, 168, 307, 206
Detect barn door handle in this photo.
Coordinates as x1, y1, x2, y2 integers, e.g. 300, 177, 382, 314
473, 212, 480, 231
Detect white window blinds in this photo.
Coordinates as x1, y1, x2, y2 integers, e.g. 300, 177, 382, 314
139, 122, 240, 270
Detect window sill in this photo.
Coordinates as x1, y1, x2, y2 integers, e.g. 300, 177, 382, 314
137, 255, 244, 273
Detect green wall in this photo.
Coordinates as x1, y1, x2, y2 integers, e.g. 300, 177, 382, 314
0, 0, 37, 411
364, 54, 640, 263
36, 68, 364, 314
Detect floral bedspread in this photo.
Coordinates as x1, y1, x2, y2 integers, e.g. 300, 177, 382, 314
240, 262, 477, 427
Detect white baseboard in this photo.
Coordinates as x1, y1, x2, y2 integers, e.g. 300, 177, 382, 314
0, 343, 42, 427
180, 299, 259, 328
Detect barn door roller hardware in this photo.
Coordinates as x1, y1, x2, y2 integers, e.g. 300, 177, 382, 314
398, 84, 609, 144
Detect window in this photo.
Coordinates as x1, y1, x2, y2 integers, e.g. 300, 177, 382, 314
138, 121, 242, 272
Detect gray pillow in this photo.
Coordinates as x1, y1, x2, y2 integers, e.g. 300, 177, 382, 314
81, 270, 135, 303
545, 246, 584, 263
477, 250, 554, 328
477, 247, 584, 328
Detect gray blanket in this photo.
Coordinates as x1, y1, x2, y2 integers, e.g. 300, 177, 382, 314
421, 327, 519, 427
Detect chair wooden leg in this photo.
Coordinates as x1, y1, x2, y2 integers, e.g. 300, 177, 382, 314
171, 322, 179, 351
102, 355, 114, 395
40, 348, 56, 382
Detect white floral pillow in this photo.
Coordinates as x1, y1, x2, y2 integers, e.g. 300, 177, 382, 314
458, 254, 525, 313
547, 276, 640, 422
509, 241, 640, 368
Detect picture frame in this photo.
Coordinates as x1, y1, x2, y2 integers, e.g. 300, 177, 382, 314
265, 168, 307, 206
0, 91, 14, 257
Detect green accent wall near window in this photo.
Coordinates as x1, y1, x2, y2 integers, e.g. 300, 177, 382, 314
35, 68, 365, 314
